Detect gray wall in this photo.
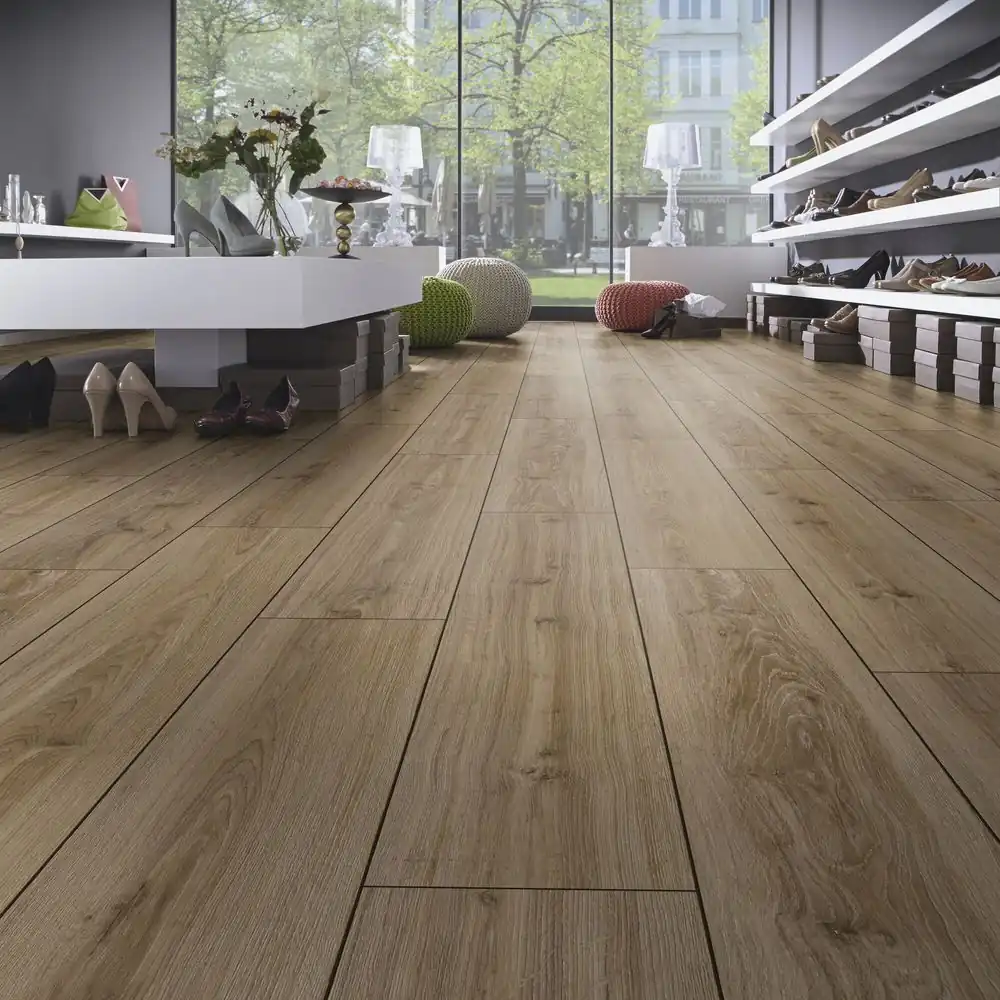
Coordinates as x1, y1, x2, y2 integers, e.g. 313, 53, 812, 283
770, 0, 1000, 272
0, 0, 173, 246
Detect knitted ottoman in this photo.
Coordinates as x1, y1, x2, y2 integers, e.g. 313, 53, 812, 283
398, 276, 474, 348
438, 257, 532, 339
595, 280, 689, 332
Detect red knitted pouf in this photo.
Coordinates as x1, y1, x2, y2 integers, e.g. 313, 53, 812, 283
594, 280, 689, 332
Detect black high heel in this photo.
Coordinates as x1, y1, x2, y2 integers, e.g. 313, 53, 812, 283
828, 249, 890, 289
30, 357, 56, 428
0, 362, 34, 433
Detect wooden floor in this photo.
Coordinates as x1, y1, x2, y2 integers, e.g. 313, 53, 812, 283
2, 323, 1000, 998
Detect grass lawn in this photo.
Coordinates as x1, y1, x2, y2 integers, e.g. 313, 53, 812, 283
529, 273, 609, 307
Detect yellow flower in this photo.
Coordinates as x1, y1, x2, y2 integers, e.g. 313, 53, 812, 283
248, 128, 278, 144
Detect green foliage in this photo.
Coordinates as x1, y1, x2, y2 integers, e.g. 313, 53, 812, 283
729, 24, 770, 176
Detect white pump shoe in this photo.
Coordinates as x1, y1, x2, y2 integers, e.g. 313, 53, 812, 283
82, 361, 177, 438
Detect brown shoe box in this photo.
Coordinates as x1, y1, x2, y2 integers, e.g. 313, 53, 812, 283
873, 349, 915, 375
956, 339, 997, 366
952, 358, 993, 381
858, 319, 916, 342
368, 312, 401, 352
915, 314, 957, 334
914, 349, 953, 369
858, 305, 916, 323
914, 363, 955, 392
954, 373, 995, 404
955, 320, 997, 343
804, 342, 864, 363
915, 328, 956, 354
871, 331, 917, 354
803, 329, 859, 346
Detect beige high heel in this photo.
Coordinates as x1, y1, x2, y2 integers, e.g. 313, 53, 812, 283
83, 362, 116, 438
810, 118, 845, 153
117, 362, 177, 437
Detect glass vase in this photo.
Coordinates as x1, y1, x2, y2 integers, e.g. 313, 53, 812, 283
253, 174, 298, 256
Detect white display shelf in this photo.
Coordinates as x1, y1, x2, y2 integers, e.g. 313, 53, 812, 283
751, 281, 1000, 322
751, 0, 999, 148
0, 221, 174, 245
751, 187, 1000, 244
750, 76, 1000, 196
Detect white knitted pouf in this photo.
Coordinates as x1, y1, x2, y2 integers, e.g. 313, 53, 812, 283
438, 257, 532, 339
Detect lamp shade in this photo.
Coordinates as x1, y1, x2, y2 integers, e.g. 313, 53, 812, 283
643, 122, 702, 171
367, 125, 424, 172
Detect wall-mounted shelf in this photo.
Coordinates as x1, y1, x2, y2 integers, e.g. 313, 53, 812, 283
750, 281, 1000, 322
751, 76, 1000, 196
751, 187, 1000, 244
0, 222, 174, 245
751, 0, 1000, 148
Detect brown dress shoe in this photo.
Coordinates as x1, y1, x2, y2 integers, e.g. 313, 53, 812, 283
834, 189, 876, 216
824, 307, 859, 335
246, 376, 300, 434
194, 381, 251, 438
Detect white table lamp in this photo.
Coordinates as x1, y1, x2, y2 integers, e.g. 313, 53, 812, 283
643, 122, 701, 247
368, 125, 423, 247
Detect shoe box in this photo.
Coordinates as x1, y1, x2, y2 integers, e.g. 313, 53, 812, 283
768, 315, 811, 344
399, 334, 411, 375
859, 335, 874, 367
220, 361, 357, 411
951, 321, 997, 404
802, 327, 864, 363
369, 342, 401, 390
913, 315, 957, 392
859, 307, 916, 376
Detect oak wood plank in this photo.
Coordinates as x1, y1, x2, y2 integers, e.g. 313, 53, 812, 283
878, 500, 1000, 601
402, 392, 517, 454
882, 672, 1000, 839
330, 888, 717, 1000
0, 430, 112, 488
0, 619, 440, 1000
513, 375, 592, 418
766, 413, 985, 501
880, 429, 1000, 498
728, 469, 1000, 672
604, 437, 785, 569
50, 427, 212, 478
0, 526, 324, 914
264, 453, 495, 619
370, 512, 693, 889
452, 339, 534, 394
634, 567, 1000, 1000
707, 371, 834, 415
204, 422, 417, 528
0, 474, 139, 553
0, 436, 306, 570
671, 398, 822, 470
0, 568, 121, 663
484, 418, 613, 513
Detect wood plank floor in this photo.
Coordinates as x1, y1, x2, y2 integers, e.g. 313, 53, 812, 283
2, 326, 1000, 998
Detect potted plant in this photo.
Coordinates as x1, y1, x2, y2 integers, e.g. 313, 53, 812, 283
158, 95, 328, 255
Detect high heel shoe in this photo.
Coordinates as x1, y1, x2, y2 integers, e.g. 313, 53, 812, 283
0, 361, 34, 433
83, 362, 116, 438
29, 357, 56, 428
245, 376, 299, 434
867, 168, 933, 210
810, 118, 845, 153
175, 200, 223, 256
828, 249, 891, 289
117, 362, 177, 437
210, 196, 276, 257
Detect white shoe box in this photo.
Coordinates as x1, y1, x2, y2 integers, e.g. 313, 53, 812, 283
914, 349, 952, 368
955, 320, 997, 342
916, 314, 957, 334
873, 349, 915, 375
915, 328, 956, 354
952, 358, 993, 381
803, 342, 864, 363
956, 338, 997, 366
914, 363, 954, 391
954, 373, 994, 404
802, 329, 859, 347
859, 334, 874, 367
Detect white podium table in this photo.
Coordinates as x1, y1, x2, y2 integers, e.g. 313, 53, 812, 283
0, 256, 423, 387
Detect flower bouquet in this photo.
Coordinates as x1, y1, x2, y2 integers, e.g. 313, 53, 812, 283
157, 95, 329, 255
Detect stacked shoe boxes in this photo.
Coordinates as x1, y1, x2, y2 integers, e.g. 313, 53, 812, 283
801, 312, 864, 363
952, 321, 996, 405
857, 306, 916, 375
913, 315, 956, 391
768, 315, 812, 344
368, 313, 402, 390
746, 293, 756, 333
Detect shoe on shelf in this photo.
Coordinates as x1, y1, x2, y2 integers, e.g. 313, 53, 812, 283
940, 272, 1000, 296
816, 73, 839, 88
826, 249, 890, 289
822, 304, 855, 330
774, 261, 826, 284
246, 376, 299, 434
761, 111, 775, 126
959, 174, 1000, 192
877, 256, 956, 291
825, 307, 859, 334
811, 188, 865, 220
793, 91, 812, 105
843, 125, 879, 141
794, 189, 837, 222
867, 168, 934, 210
175, 200, 223, 256
834, 189, 876, 216
210, 196, 277, 257
758, 203, 805, 231
784, 147, 817, 170
931, 264, 997, 293
29, 357, 56, 429
912, 183, 958, 201
951, 169, 987, 192
915, 261, 980, 289
811, 118, 846, 153
881, 102, 934, 125
0, 361, 34, 433
194, 381, 252, 438
117, 362, 178, 438
932, 68, 1000, 98
906, 257, 962, 290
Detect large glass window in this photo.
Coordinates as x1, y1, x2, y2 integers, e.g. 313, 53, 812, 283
174, 0, 769, 303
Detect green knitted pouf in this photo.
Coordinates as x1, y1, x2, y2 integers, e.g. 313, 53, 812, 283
398, 276, 474, 348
